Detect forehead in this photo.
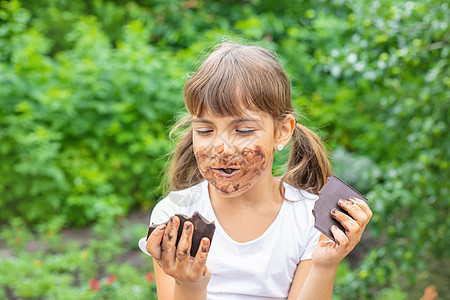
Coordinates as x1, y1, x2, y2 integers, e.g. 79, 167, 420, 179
192, 109, 271, 126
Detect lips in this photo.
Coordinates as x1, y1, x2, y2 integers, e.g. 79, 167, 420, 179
212, 167, 241, 178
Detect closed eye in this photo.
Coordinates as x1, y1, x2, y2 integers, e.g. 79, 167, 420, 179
236, 129, 255, 135
195, 130, 214, 135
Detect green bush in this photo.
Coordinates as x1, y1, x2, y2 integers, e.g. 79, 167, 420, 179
275, 1, 449, 297
0, 0, 185, 225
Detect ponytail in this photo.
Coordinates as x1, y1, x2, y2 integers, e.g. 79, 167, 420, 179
280, 122, 332, 195
160, 115, 204, 196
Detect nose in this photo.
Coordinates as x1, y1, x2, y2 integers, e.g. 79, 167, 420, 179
213, 139, 236, 155
214, 143, 224, 154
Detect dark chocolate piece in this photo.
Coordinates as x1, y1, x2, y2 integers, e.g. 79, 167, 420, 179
146, 211, 215, 257
312, 176, 368, 242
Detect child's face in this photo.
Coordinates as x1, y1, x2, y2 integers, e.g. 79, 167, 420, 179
192, 109, 277, 197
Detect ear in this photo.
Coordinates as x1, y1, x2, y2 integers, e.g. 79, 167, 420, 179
275, 114, 296, 149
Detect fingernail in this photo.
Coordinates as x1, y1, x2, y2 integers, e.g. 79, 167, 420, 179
201, 238, 209, 252
185, 222, 191, 231
202, 238, 210, 247
338, 199, 344, 205
158, 224, 166, 230
331, 208, 337, 214
171, 217, 176, 224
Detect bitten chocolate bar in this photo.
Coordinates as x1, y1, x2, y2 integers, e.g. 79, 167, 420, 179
146, 211, 216, 257
312, 176, 368, 242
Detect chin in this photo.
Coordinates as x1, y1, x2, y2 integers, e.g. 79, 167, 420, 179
209, 180, 254, 197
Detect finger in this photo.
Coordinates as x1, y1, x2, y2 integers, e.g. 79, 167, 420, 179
337, 199, 369, 228
330, 225, 349, 246
175, 221, 193, 264
146, 224, 167, 260
331, 207, 359, 233
191, 237, 210, 276
350, 197, 373, 220
161, 216, 180, 266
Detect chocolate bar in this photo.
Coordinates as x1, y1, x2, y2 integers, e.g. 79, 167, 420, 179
146, 211, 215, 257
312, 176, 368, 242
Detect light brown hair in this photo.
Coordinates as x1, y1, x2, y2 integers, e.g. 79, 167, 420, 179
163, 42, 332, 195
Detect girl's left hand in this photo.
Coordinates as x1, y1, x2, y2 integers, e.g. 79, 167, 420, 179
311, 197, 373, 271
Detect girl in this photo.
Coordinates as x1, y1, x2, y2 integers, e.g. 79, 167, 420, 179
139, 42, 372, 299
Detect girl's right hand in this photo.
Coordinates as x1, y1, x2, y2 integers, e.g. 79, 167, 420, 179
146, 216, 211, 290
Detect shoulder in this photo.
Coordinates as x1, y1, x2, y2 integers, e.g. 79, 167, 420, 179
282, 182, 318, 230
149, 181, 206, 225
283, 182, 318, 206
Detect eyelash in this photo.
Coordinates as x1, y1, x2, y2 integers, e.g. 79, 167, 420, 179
196, 130, 213, 135
195, 130, 255, 135
236, 129, 255, 135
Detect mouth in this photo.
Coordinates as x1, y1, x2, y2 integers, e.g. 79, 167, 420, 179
212, 167, 240, 178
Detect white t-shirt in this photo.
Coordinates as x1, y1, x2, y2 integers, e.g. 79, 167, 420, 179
138, 180, 320, 299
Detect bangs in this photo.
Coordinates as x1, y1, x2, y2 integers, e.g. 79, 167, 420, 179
183, 44, 290, 119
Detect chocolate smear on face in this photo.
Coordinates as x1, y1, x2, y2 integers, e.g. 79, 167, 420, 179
194, 144, 269, 196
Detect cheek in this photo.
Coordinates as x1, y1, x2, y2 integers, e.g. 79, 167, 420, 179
241, 145, 269, 175
193, 145, 209, 163
246, 132, 276, 157
192, 136, 206, 152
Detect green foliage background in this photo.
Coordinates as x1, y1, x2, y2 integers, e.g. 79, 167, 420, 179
0, 0, 448, 299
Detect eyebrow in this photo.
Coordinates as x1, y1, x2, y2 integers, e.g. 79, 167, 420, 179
192, 117, 261, 125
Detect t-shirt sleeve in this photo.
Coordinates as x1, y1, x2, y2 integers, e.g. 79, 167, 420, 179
138, 196, 177, 256
300, 227, 320, 261
149, 199, 173, 225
